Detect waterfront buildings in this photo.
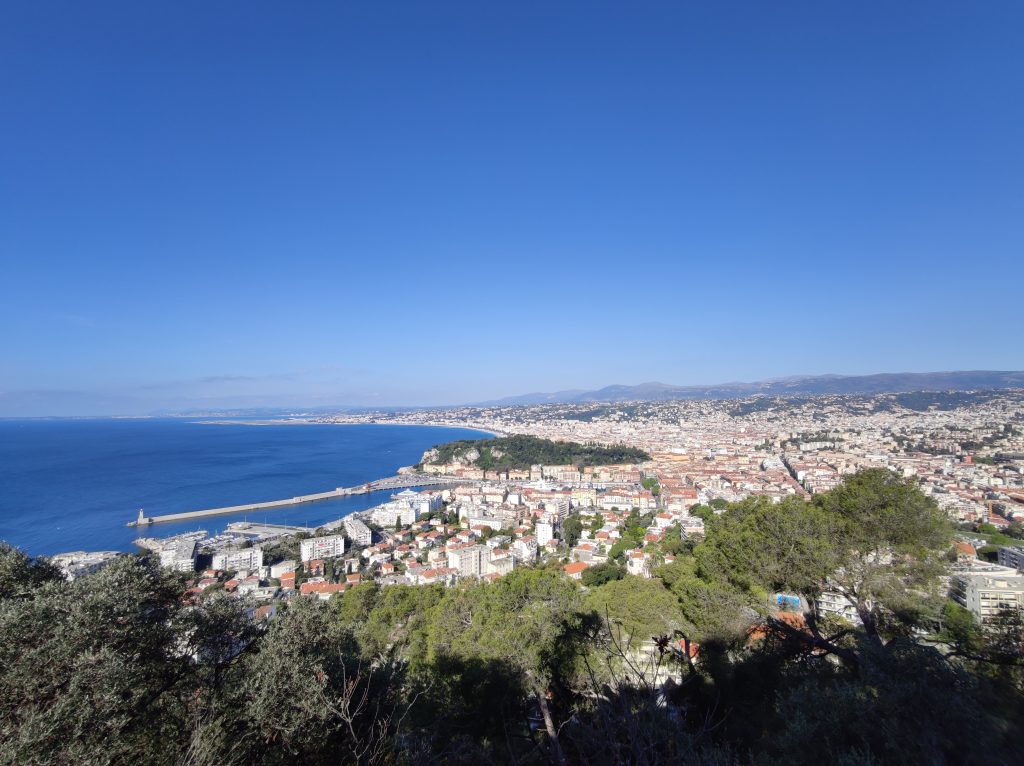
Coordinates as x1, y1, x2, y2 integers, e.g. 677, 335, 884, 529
49, 550, 121, 580
158, 538, 198, 572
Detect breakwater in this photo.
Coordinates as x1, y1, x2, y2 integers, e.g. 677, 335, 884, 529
127, 474, 468, 526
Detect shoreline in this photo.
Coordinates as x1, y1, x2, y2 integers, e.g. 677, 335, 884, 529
2, 421, 495, 557
194, 418, 498, 433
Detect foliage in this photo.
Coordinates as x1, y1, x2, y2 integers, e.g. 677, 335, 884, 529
581, 561, 625, 587
688, 503, 714, 521
0, 542, 63, 599
562, 514, 583, 548
699, 470, 952, 643
426, 434, 650, 470
585, 577, 685, 643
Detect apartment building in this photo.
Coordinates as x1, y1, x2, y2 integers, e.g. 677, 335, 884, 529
343, 517, 373, 547
212, 546, 263, 573
951, 565, 1024, 623
299, 535, 346, 562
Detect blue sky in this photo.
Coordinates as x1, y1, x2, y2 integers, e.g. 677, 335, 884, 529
2, 1, 1022, 415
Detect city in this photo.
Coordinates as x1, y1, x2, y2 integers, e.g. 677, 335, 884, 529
50, 388, 1022, 637
4, 2, 1024, 763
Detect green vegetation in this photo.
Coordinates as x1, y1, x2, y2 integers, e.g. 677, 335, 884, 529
1, 470, 1022, 764
561, 514, 583, 548
424, 434, 649, 470
959, 522, 1024, 547
580, 561, 624, 587
688, 503, 714, 521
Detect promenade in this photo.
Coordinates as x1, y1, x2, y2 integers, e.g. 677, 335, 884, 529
127, 474, 470, 527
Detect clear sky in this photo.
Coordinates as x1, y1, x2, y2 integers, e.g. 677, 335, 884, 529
2, 2, 1022, 415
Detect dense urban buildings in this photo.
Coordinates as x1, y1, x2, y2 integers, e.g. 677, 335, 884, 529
102, 389, 1024, 631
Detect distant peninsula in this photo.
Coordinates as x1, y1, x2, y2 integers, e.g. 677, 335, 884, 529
418, 435, 650, 471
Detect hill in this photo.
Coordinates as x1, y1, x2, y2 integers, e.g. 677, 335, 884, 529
419, 435, 650, 470
479, 370, 1024, 405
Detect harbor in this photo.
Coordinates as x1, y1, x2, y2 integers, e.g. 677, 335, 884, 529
127, 473, 470, 527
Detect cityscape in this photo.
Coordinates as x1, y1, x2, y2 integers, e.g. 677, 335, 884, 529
54, 387, 1024, 629
4, 2, 1024, 764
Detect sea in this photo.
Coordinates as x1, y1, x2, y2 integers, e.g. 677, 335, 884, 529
0, 419, 489, 556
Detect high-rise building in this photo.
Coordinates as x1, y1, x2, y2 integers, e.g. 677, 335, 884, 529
299, 535, 346, 562
343, 517, 373, 547
212, 546, 263, 573
536, 521, 553, 547
447, 545, 486, 578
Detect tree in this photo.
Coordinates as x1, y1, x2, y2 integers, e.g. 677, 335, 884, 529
688, 504, 713, 521
699, 472, 952, 640
581, 562, 625, 587
660, 524, 688, 556
608, 539, 630, 561
696, 496, 842, 597
694, 471, 953, 671
562, 514, 583, 548
0, 556, 195, 764
0, 542, 63, 600
222, 597, 404, 765
813, 469, 951, 638
426, 569, 581, 764
585, 577, 685, 645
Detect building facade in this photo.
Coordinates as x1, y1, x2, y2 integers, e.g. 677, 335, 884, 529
300, 535, 346, 562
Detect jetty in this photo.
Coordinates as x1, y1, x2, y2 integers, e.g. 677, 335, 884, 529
127, 474, 470, 527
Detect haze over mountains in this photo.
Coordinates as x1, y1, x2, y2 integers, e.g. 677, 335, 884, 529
479, 371, 1024, 406
6, 371, 1024, 418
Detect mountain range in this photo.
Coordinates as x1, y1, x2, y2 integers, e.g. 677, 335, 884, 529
478, 370, 1024, 406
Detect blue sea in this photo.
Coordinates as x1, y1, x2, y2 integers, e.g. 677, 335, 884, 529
0, 419, 488, 556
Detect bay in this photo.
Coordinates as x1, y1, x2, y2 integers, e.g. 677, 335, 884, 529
0, 419, 488, 556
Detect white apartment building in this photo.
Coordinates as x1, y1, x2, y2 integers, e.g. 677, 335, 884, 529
951, 565, 1024, 623
447, 544, 486, 578
544, 499, 570, 520
269, 559, 296, 578
514, 536, 538, 563
299, 535, 346, 562
158, 539, 198, 572
487, 552, 516, 576
344, 517, 373, 547
50, 551, 121, 580
997, 546, 1024, 571
212, 546, 263, 573
814, 591, 861, 625
536, 521, 553, 547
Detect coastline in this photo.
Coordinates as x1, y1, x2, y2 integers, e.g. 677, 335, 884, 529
194, 418, 499, 435
129, 422, 497, 528
1, 421, 494, 556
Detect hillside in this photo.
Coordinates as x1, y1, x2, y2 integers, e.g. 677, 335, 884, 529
419, 435, 650, 470
479, 370, 1024, 405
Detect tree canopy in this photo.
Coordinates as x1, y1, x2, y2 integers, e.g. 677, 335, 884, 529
424, 435, 650, 470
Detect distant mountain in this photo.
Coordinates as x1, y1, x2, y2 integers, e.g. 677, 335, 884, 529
480, 371, 1024, 405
